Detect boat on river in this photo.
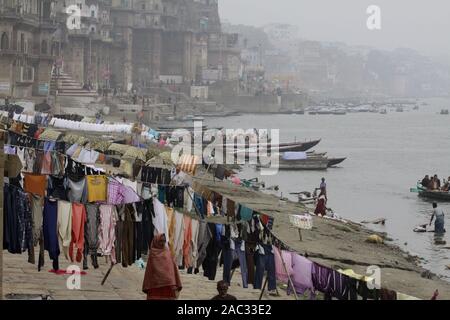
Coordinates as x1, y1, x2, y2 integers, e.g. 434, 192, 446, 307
257, 158, 329, 170
302, 154, 346, 167
223, 139, 321, 153
414, 183, 450, 201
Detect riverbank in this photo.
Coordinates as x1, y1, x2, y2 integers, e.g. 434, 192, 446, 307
2, 106, 449, 299
192, 172, 450, 299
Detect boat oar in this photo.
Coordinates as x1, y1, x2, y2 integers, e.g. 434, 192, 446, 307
410, 187, 420, 193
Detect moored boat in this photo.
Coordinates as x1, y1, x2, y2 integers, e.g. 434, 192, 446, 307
327, 157, 347, 167
292, 108, 305, 114
257, 158, 329, 170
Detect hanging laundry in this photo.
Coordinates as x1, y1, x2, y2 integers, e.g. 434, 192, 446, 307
98, 204, 118, 264
152, 198, 169, 245
196, 220, 211, 270
289, 253, 316, 298
107, 179, 125, 205
173, 211, 185, 266
190, 219, 200, 270
85, 203, 100, 268
165, 207, 176, 256
202, 223, 221, 281
57, 200, 72, 260
43, 198, 60, 271
67, 176, 86, 203
47, 175, 67, 200
253, 244, 277, 291
311, 263, 333, 297
223, 238, 248, 288
183, 215, 193, 268
133, 203, 144, 261
70, 203, 86, 263
157, 185, 166, 204
3, 185, 33, 258
183, 187, 193, 213
119, 204, 136, 267
66, 144, 79, 157
193, 193, 206, 218
24, 173, 47, 197
237, 204, 253, 221
274, 247, 293, 284
86, 175, 107, 202
29, 193, 45, 269
141, 199, 155, 253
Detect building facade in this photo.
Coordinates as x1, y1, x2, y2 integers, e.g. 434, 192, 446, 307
0, 0, 58, 98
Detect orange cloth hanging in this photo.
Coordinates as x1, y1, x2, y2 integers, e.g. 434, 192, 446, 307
24, 173, 47, 197
182, 216, 192, 268
69, 203, 87, 263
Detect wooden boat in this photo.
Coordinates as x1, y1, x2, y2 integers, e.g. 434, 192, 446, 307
224, 139, 321, 153
415, 184, 450, 201
419, 190, 450, 201
440, 109, 449, 115
292, 108, 305, 114
195, 111, 241, 117
257, 158, 329, 170
327, 157, 347, 167
302, 154, 346, 167
157, 124, 208, 131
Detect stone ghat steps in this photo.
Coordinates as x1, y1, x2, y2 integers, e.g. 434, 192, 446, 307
50, 72, 98, 97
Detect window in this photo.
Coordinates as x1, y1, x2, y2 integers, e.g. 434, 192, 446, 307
20, 33, 25, 53
41, 40, 48, 54
0, 32, 9, 50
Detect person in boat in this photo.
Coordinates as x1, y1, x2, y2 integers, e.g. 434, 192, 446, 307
434, 175, 441, 189
442, 177, 450, 192
421, 175, 430, 189
429, 176, 437, 190
429, 203, 446, 234
314, 192, 328, 217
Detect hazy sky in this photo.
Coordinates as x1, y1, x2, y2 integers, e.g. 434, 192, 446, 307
219, 0, 450, 61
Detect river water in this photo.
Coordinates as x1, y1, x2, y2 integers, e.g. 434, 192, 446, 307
204, 97, 450, 280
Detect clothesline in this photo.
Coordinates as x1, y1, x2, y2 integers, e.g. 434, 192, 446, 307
2, 113, 423, 300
